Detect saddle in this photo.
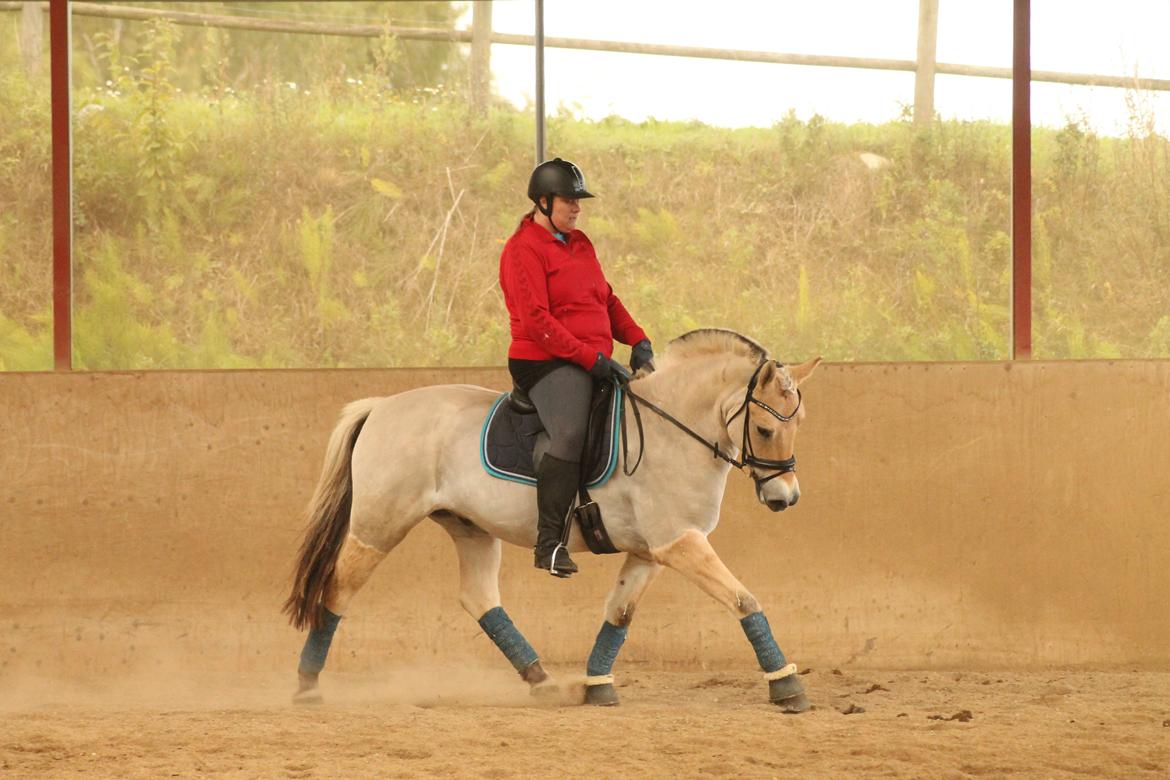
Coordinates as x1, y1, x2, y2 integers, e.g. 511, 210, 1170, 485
480, 381, 621, 488
480, 381, 623, 554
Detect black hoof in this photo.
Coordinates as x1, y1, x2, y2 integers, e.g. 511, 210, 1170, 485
520, 660, 549, 685
769, 675, 811, 713
521, 661, 563, 702
584, 683, 620, 706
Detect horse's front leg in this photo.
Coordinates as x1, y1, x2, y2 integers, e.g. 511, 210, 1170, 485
652, 529, 810, 713
583, 553, 662, 706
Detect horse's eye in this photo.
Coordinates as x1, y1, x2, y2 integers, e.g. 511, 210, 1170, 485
755, 425, 773, 439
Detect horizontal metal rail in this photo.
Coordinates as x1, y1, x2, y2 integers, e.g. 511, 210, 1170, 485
4, 1, 1168, 91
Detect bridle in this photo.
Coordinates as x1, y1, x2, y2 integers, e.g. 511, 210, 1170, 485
620, 359, 801, 490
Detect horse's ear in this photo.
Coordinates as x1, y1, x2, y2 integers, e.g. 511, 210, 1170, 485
788, 356, 823, 387
758, 360, 777, 385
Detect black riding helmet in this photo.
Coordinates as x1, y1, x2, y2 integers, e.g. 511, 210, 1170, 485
527, 158, 594, 223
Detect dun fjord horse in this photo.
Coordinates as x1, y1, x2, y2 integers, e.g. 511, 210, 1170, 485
284, 328, 821, 711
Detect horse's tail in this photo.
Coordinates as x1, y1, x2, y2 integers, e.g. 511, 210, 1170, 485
283, 398, 376, 631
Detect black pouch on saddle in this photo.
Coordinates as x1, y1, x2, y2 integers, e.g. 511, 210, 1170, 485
571, 382, 621, 555
572, 487, 618, 554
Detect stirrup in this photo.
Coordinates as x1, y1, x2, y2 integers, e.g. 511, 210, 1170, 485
538, 542, 577, 578
548, 543, 575, 577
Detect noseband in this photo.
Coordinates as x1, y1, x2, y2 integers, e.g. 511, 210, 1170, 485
621, 359, 800, 490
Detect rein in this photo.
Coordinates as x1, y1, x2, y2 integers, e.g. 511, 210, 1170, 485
618, 360, 801, 488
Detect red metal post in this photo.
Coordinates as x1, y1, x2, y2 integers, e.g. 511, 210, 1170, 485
50, 0, 72, 370
1011, 0, 1032, 360
534, 0, 545, 165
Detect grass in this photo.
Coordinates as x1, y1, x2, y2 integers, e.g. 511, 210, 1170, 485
1, 24, 1167, 369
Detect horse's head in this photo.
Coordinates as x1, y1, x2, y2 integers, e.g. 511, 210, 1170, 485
639, 330, 823, 513
733, 357, 822, 512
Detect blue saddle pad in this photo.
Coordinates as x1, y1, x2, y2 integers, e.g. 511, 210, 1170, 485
479, 384, 622, 488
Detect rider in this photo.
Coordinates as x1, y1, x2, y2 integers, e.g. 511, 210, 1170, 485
499, 158, 655, 578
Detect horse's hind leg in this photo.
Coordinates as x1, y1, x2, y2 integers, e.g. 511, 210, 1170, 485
652, 529, 810, 713
583, 553, 662, 706
294, 531, 388, 703
433, 512, 552, 693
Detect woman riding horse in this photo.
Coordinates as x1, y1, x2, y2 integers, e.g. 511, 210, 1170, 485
283, 161, 822, 710
500, 158, 655, 577
285, 328, 820, 710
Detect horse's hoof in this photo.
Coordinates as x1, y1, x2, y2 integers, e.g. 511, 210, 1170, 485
584, 683, 620, 707
520, 660, 549, 685
772, 692, 811, 713
293, 672, 323, 705
769, 674, 811, 713
292, 687, 323, 705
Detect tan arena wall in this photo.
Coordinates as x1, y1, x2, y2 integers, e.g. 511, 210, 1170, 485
2, 361, 1169, 680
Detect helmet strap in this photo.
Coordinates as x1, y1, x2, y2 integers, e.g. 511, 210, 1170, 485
536, 196, 566, 237
537, 195, 554, 219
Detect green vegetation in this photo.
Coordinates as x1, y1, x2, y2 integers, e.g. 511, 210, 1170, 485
2, 12, 1168, 370
73, 2, 463, 95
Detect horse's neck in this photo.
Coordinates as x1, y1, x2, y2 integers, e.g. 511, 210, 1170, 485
633, 353, 755, 454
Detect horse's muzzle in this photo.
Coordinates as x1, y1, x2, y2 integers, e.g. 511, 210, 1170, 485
762, 490, 799, 512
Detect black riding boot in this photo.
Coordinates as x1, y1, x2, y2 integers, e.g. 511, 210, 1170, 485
533, 454, 580, 577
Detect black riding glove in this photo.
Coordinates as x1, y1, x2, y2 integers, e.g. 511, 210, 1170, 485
589, 352, 632, 385
630, 339, 655, 373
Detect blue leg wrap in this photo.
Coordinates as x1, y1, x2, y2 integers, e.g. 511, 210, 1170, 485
586, 621, 629, 677
478, 607, 539, 672
298, 608, 342, 675
740, 611, 787, 673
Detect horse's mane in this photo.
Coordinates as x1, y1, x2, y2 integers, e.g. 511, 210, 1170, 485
653, 329, 795, 391
661, 328, 769, 365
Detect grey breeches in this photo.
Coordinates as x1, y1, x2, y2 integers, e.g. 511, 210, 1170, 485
528, 364, 594, 462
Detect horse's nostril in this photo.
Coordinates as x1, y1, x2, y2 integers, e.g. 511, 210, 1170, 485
766, 499, 788, 512
789, 493, 799, 506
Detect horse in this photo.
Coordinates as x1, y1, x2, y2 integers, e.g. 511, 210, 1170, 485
283, 328, 822, 712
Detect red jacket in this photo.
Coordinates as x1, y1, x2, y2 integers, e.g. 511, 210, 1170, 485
499, 216, 647, 370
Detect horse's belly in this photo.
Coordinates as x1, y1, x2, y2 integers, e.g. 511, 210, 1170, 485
437, 438, 541, 548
